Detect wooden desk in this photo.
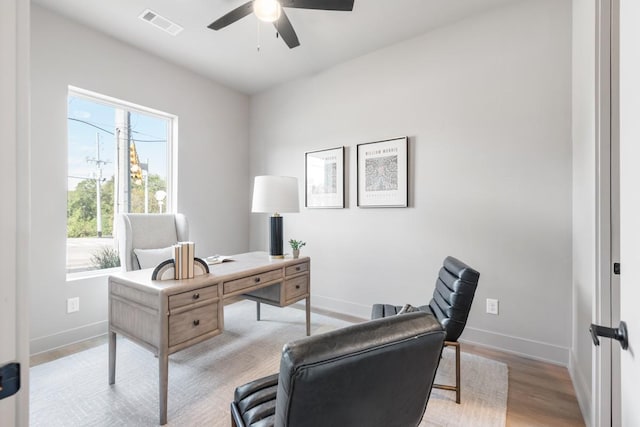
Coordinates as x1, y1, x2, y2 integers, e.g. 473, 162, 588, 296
107, 252, 310, 425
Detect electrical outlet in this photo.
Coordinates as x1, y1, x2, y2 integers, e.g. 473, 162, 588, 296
67, 297, 80, 313
486, 298, 499, 315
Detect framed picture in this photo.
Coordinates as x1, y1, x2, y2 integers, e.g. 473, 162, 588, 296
357, 137, 408, 207
305, 147, 345, 208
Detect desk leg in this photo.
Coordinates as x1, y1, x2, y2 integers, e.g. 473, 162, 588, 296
159, 350, 169, 425
256, 301, 261, 321
306, 296, 311, 336
108, 331, 116, 385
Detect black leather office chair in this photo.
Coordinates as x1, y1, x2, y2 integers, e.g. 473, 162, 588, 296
371, 256, 480, 404
230, 312, 445, 427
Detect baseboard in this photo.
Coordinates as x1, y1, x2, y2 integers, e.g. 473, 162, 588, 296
310, 294, 373, 320
569, 349, 592, 427
29, 298, 572, 368
30, 320, 108, 355
461, 326, 570, 366
311, 295, 570, 365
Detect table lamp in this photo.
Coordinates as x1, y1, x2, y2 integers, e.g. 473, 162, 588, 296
251, 175, 300, 258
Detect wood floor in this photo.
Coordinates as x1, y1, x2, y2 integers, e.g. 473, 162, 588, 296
31, 306, 585, 427
463, 343, 585, 427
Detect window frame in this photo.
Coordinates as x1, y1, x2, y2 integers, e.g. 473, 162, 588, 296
66, 86, 178, 279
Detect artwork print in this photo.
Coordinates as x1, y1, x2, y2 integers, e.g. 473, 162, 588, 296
305, 147, 345, 208
365, 154, 398, 191
357, 137, 408, 207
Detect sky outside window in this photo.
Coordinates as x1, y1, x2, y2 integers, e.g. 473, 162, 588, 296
67, 96, 168, 191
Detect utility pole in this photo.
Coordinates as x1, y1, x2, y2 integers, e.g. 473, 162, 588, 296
86, 133, 109, 237
115, 109, 131, 217
142, 159, 149, 213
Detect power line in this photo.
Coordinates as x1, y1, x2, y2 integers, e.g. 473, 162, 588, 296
131, 128, 165, 139
68, 117, 114, 135
68, 117, 167, 142
133, 138, 167, 143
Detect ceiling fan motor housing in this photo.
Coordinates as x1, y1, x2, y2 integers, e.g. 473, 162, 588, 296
208, 0, 355, 49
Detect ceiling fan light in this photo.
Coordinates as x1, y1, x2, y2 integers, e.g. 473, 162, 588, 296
253, 0, 282, 23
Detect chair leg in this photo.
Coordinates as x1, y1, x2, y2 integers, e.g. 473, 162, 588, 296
454, 341, 460, 404
256, 301, 261, 321
230, 402, 244, 427
432, 341, 461, 404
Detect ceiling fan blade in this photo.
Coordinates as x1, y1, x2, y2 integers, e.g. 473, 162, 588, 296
273, 10, 300, 49
280, 0, 354, 11
208, 1, 254, 30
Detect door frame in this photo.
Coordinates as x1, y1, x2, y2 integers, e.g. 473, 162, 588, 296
594, 0, 621, 426
0, 0, 30, 424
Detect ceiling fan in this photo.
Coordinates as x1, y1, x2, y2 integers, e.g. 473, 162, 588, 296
208, 0, 355, 49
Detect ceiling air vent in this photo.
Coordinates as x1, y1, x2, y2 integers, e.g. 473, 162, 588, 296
138, 9, 183, 36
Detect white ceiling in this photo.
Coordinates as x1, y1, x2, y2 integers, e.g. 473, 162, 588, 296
33, 0, 519, 94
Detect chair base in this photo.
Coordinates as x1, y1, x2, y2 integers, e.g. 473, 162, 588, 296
432, 341, 460, 404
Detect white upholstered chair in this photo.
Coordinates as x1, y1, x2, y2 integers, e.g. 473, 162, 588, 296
117, 213, 189, 271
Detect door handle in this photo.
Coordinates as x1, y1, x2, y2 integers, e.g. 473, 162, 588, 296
0, 363, 20, 399
590, 321, 629, 350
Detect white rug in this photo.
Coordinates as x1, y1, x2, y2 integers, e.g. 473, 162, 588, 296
30, 301, 507, 426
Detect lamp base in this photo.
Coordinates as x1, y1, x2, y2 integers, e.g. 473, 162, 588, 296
269, 255, 285, 260
269, 216, 284, 258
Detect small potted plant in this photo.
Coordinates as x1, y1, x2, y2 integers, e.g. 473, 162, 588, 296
289, 239, 306, 259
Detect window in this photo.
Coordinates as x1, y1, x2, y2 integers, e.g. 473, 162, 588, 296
67, 87, 176, 275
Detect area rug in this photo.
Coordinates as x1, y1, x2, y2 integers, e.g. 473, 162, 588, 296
30, 301, 507, 426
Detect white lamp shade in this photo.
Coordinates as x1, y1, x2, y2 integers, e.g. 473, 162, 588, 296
252, 175, 300, 214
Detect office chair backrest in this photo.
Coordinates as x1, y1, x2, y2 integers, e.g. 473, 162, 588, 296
428, 256, 480, 342
117, 213, 189, 271
274, 312, 445, 427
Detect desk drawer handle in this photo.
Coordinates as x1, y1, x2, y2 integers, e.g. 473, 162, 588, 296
254, 277, 261, 283
193, 319, 200, 326
295, 285, 301, 289
192, 293, 200, 300
296, 266, 301, 271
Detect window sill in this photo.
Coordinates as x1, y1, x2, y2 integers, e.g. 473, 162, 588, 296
66, 267, 120, 282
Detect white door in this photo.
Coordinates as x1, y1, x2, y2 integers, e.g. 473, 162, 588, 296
593, 1, 640, 425
618, 0, 640, 424
0, 0, 30, 425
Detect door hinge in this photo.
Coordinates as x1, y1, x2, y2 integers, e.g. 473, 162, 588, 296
0, 362, 20, 400
614, 262, 621, 275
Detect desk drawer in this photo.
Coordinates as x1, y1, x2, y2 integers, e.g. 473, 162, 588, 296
284, 275, 308, 302
224, 269, 282, 295
285, 262, 309, 277
169, 302, 218, 347
169, 284, 218, 310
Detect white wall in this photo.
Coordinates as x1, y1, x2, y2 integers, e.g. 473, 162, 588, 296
250, 0, 573, 364
30, 5, 250, 354
570, 0, 595, 423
